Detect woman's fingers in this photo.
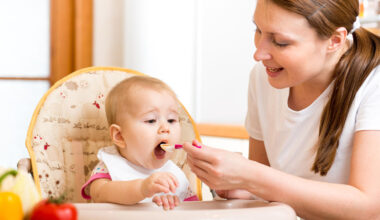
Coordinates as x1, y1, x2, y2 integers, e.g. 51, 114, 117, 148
184, 141, 225, 166
187, 155, 224, 187
187, 156, 208, 174
188, 155, 217, 175
185, 139, 249, 190
192, 139, 201, 148
187, 156, 210, 178
215, 189, 228, 198
187, 158, 216, 186
183, 142, 210, 161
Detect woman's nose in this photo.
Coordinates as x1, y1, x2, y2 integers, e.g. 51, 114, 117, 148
254, 40, 272, 61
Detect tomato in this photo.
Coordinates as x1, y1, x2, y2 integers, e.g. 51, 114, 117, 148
30, 199, 77, 220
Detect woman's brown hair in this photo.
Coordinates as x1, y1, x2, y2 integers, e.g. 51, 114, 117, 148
270, 0, 380, 175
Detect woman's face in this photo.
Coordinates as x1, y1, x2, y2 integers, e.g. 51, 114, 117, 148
253, 0, 332, 89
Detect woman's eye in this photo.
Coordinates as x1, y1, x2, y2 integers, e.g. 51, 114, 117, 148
255, 28, 262, 35
145, 119, 156, 124
272, 39, 288, 47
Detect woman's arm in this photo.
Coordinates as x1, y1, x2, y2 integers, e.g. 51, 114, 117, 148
249, 137, 270, 166
184, 131, 380, 219
244, 130, 380, 219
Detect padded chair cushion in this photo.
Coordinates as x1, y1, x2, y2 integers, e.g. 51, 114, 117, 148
26, 67, 200, 202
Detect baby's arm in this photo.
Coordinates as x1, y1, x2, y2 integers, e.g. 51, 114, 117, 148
89, 172, 179, 205
90, 178, 147, 205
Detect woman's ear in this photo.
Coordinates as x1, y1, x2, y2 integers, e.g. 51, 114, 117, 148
109, 124, 126, 148
327, 27, 347, 53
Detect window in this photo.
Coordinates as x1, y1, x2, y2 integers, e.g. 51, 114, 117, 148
0, 1, 50, 168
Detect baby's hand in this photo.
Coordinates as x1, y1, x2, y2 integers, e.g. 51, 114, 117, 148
141, 172, 179, 198
152, 194, 180, 210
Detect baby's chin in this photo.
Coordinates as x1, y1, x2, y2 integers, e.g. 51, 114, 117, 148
143, 158, 170, 170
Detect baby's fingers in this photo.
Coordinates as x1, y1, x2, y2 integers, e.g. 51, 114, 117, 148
167, 195, 175, 209
151, 184, 170, 194
152, 196, 163, 206
161, 195, 170, 210
173, 195, 179, 207
157, 174, 178, 193
167, 195, 180, 209
167, 175, 179, 193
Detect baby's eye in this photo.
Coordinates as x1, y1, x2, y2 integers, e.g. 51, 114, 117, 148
145, 119, 156, 124
168, 119, 177, 124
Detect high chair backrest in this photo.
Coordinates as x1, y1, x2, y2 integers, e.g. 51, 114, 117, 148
25, 67, 202, 202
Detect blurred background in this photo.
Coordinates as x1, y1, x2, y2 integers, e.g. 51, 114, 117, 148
1, 0, 379, 169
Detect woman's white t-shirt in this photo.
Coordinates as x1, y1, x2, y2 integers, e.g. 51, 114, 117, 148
245, 63, 380, 183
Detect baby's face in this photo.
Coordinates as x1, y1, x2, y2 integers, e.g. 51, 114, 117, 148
117, 87, 181, 169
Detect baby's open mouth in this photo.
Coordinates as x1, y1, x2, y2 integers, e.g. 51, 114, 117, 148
154, 142, 166, 159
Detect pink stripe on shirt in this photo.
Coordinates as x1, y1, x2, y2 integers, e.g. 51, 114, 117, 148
184, 195, 199, 201
81, 173, 111, 200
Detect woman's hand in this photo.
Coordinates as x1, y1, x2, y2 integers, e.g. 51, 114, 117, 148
215, 189, 254, 200
183, 140, 250, 190
141, 172, 178, 198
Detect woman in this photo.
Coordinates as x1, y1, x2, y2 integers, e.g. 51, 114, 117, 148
183, 0, 380, 219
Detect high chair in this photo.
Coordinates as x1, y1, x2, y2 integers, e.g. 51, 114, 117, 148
20, 66, 203, 202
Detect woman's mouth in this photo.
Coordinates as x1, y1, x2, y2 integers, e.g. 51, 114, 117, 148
266, 66, 284, 77
154, 142, 167, 159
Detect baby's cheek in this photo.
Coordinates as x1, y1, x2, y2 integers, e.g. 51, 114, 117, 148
174, 128, 182, 141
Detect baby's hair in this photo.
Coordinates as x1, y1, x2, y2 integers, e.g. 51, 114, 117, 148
105, 75, 178, 126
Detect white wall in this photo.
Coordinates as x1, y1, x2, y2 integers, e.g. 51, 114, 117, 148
196, 0, 256, 124
122, 0, 197, 118
93, 0, 257, 125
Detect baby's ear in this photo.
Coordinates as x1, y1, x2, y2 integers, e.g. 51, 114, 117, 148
109, 124, 126, 148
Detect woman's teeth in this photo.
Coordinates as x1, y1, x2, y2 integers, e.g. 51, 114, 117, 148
267, 67, 282, 72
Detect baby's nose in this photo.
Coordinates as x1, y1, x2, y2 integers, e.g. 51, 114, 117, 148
158, 121, 170, 134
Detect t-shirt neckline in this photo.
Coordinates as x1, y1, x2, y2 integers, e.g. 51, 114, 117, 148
285, 82, 334, 115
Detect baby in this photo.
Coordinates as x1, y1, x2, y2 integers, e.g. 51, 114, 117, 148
81, 75, 198, 210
